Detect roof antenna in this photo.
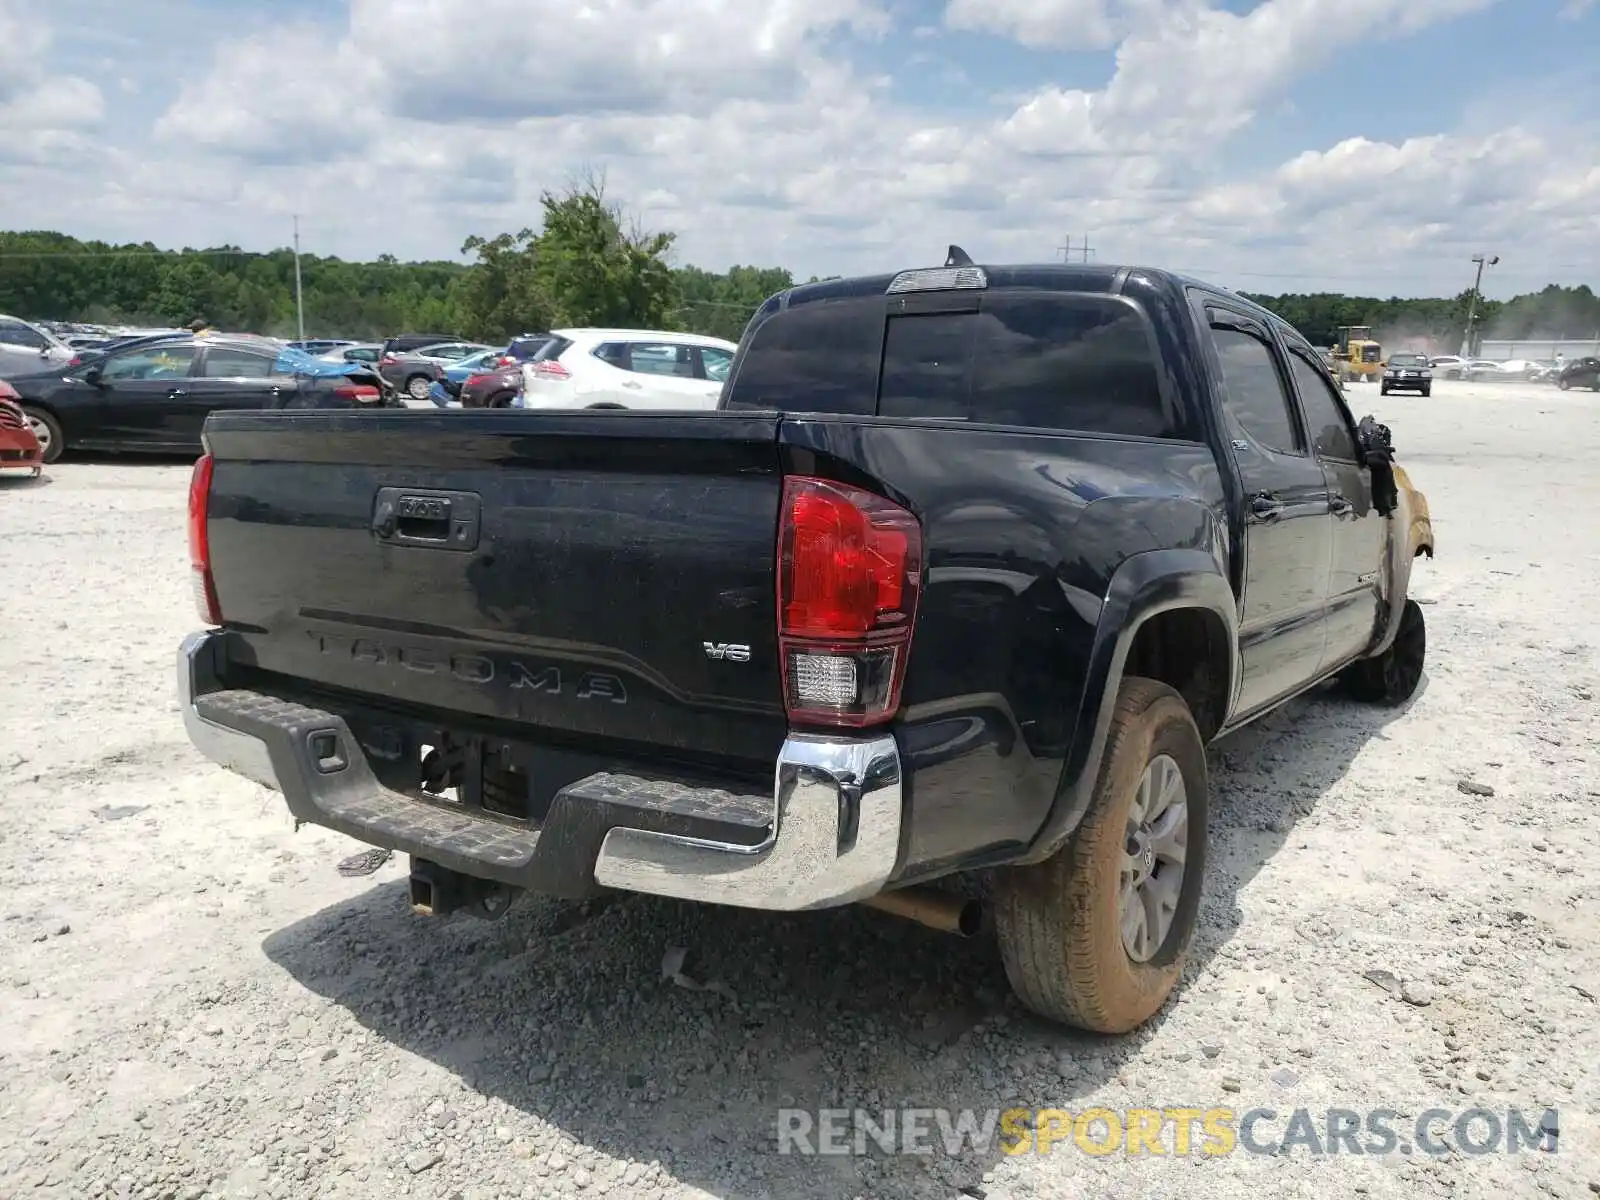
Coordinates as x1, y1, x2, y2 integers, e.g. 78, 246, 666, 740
944, 244, 974, 267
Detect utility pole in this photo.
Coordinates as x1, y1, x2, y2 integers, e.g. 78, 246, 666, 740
1460, 252, 1498, 357
292, 215, 306, 344
1056, 234, 1096, 263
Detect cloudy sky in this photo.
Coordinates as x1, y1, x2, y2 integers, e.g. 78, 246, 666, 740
1, 0, 1596, 297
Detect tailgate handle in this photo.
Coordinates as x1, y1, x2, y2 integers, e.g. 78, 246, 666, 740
372, 487, 482, 551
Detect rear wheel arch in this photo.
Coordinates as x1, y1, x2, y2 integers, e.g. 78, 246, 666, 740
1123, 606, 1232, 742
1020, 550, 1238, 864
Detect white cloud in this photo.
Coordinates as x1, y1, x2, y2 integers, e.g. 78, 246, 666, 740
0, 0, 104, 161
997, 0, 1503, 155
153, 26, 384, 160
944, 0, 1121, 50
3, 0, 1596, 299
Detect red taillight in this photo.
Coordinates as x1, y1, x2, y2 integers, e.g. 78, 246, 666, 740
777, 477, 922, 727
531, 360, 571, 380
332, 383, 381, 403
465, 372, 494, 387
188, 453, 221, 625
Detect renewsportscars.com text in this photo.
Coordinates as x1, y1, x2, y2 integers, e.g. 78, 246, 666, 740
775, 1106, 1560, 1159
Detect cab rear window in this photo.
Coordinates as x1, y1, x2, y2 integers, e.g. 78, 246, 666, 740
726, 290, 1185, 439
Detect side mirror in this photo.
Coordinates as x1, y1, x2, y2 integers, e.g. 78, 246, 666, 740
82, 364, 104, 386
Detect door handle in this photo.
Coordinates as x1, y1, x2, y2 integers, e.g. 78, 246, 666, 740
621, 380, 642, 389
1250, 493, 1284, 521
1329, 494, 1353, 516
166, 387, 187, 397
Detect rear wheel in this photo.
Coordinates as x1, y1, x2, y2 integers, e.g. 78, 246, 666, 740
405, 374, 432, 401
22, 406, 63, 464
994, 677, 1207, 1033
1421, 386, 1431, 397
1342, 598, 1426, 706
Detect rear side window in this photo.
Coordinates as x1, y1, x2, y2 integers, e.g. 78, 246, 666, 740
1210, 327, 1302, 454
878, 295, 1177, 437
724, 298, 883, 415
202, 348, 274, 378
626, 342, 696, 377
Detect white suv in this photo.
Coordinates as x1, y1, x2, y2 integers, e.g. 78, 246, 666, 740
517, 328, 738, 411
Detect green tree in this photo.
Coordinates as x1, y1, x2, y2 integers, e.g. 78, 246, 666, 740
532, 173, 678, 328
455, 230, 555, 342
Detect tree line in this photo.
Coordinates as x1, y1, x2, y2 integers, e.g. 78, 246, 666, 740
1238, 286, 1600, 351
1, 179, 1594, 351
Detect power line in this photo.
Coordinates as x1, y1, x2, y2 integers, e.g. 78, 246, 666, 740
0, 247, 468, 265
0, 248, 259, 260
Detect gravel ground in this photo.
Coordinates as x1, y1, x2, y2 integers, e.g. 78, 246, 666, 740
1, 379, 1597, 1199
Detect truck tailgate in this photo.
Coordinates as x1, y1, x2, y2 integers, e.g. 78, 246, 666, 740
202, 409, 787, 766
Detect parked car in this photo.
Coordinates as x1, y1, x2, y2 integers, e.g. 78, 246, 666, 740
5, 335, 394, 464
432, 348, 509, 403
517, 328, 737, 410
318, 343, 384, 366
288, 339, 356, 356
499, 333, 558, 366
0, 381, 43, 477
1380, 352, 1432, 396
1491, 358, 1550, 381
177, 253, 1435, 1035
380, 342, 494, 401
1557, 356, 1600, 391
1428, 354, 1465, 379
381, 334, 459, 357
0, 313, 74, 378
459, 364, 523, 408
1462, 359, 1508, 380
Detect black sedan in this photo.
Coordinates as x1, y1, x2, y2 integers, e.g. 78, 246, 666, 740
3, 334, 394, 464
1556, 356, 1600, 391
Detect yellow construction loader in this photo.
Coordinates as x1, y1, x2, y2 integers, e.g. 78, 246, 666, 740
1328, 326, 1384, 383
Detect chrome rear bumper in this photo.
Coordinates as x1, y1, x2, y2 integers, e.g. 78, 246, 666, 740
178, 629, 903, 910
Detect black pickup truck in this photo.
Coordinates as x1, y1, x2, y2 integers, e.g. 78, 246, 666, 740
178, 253, 1435, 1034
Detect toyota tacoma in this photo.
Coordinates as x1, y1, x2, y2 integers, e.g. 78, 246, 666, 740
177, 251, 1435, 1034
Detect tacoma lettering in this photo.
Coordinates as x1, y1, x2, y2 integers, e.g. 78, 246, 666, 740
306, 631, 624, 701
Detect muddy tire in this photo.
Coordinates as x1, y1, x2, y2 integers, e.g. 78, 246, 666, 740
993, 676, 1208, 1034
1341, 597, 1426, 706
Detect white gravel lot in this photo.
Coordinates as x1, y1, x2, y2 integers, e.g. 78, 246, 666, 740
1, 380, 1597, 1200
